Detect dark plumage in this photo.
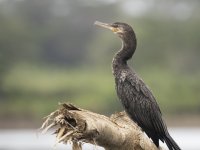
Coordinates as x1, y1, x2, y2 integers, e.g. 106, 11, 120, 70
95, 21, 181, 150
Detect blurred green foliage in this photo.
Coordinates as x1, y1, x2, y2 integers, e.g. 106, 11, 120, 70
1, 64, 200, 120
0, 0, 200, 123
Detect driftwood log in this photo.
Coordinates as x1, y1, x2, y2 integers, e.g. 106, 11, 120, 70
40, 103, 163, 150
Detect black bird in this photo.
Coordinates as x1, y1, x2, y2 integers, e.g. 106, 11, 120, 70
95, 21, 181, 150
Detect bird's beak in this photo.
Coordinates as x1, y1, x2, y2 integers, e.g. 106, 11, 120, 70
94, 21, 121, 33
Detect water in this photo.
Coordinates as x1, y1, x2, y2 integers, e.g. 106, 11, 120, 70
0, 129, 104, 150
0, 128, 199, 150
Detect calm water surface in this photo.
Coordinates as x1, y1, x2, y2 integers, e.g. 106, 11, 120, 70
0, 128, 199, 150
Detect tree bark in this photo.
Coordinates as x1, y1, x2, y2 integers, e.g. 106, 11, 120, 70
40, 103, 162, 150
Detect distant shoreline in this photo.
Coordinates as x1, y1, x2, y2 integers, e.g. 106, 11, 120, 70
0, 114, 199, 129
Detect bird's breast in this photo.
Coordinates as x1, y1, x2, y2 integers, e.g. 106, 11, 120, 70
115, 70, 129, 100
114, 69, 140, 109
119, 70, 127, 82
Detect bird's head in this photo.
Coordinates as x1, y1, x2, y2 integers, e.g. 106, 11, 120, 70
94, 21, 134, 40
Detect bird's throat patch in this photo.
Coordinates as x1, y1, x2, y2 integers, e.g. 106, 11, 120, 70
112, 28, 123, 33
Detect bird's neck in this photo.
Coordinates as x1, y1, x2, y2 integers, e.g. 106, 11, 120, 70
112, 34, 137, 76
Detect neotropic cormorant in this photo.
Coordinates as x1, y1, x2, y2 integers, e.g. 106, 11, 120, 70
95, 21, 181, 150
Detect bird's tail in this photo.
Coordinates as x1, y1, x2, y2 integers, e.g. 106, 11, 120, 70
164, 134, 181, 150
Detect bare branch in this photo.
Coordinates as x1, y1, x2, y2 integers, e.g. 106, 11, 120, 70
40, 103, 160, 150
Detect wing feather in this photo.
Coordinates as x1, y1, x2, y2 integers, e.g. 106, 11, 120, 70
119, 72, 167, 138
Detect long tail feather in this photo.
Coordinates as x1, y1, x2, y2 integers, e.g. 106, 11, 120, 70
164, 134, 181, 150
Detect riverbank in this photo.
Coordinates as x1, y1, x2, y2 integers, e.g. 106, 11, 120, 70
0, 114, 199, 129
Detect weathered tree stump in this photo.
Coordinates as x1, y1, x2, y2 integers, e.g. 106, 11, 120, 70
40, 103, 162, 150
